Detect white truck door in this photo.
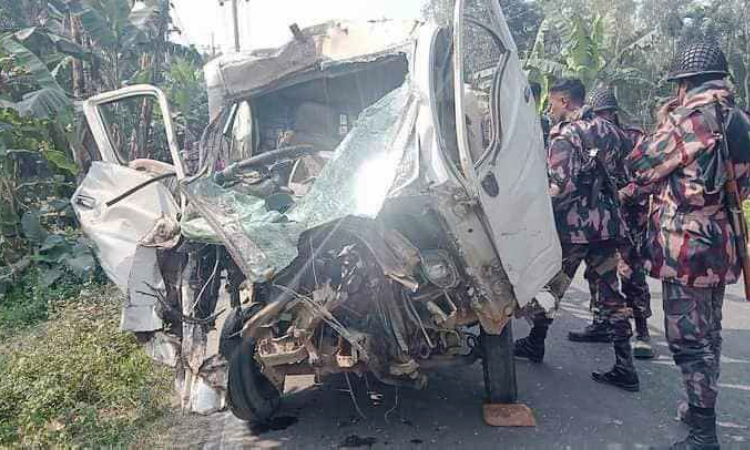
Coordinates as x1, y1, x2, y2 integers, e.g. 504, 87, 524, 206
73, 85, 182, 332
453, 0, 561, 306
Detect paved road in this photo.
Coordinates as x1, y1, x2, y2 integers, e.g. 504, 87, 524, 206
171, 275, 750, 449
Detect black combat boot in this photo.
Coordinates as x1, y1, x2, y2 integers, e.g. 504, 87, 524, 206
514, 318, 552, 363
568, 317, 613, 342
633, 316, 655, 359
591, 339, 640, 392
671, 406, 720, 449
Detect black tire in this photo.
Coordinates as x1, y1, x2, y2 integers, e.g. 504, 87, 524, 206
481, 321, 518, 404
226, 337, 281, 423
219, 308, 244, 359
219, 304, 263, 359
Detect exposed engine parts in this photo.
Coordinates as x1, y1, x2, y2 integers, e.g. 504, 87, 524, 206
244, 220, 481, 392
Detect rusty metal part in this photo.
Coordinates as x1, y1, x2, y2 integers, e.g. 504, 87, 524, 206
483, 404, 537, 427
335, 336, 359, 368
425, 294, 458, 328
275, 361, 368, 377
257, 333, 309, 367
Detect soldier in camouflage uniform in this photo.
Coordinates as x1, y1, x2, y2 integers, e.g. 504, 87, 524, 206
624, 41, 750, 449
514, 78, 639, 392
569, 86, 655, 360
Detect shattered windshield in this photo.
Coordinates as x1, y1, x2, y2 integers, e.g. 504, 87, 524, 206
182, 83, 418, 280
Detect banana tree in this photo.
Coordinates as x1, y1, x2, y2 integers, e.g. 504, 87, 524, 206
0, 33, 80, 286
524, 9, 657, 122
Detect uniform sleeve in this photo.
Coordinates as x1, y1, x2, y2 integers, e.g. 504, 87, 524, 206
547, 133, 581, 204
627, 110, 717, 186
616, 134, 631, 189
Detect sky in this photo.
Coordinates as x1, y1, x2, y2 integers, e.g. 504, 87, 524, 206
171, 0, 426, 53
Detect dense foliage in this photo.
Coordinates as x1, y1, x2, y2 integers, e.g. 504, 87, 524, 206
0, 3, 203, 445
424, 0, 750, 127
523, 0, 750, 127
0, 285, 172, 446
0, 0, 207, 314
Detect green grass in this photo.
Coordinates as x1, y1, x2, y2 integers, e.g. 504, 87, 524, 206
0, 270, 72, 334
0, 267, 107, 336
0, 284, 173, 447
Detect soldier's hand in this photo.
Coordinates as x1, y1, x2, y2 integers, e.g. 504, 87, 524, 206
656, 98, 679, 123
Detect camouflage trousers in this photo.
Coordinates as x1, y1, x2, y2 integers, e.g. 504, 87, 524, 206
663, 282, 724, 409
585, 240, 652, 319
527, 241, 633, 342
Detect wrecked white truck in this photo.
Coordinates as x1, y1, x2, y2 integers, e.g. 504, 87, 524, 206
72, 0, 561, 423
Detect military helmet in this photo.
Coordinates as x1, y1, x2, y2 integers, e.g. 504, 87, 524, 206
667, 41, 729, 82
588, 86, 619, 112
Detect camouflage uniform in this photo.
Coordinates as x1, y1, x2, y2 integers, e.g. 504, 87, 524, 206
573, 89, 651, 349
584, 126, 651, 318
626, 79, 750, 410
541, 113, 551, 149
517, 106, 638, 385
618, 126, 652, 322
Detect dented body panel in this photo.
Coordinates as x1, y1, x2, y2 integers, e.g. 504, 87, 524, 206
73, 6, 561, 417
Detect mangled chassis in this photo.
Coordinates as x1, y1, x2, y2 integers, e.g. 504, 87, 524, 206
236, 213, 511, 392
74, 2, 560, 421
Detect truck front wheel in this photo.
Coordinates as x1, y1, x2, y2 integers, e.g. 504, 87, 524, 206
226, 337, 281, 423
480, 321, 518, 404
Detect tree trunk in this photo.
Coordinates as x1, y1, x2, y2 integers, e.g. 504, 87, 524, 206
70, 13, 85, 98
135, 0, 170, 160
132, 53, 155, 161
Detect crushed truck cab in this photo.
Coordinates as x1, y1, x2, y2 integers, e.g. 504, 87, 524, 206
73, 0, 561, 420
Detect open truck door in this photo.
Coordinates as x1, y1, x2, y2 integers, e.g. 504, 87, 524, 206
72, 85, 182, 332
452, 0, 561, 308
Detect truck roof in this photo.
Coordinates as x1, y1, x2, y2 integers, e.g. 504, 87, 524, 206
204, 19, 421, 116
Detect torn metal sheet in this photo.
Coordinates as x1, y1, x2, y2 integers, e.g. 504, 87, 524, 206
181, 366, 226, 415
205, 20, 420, 118
123, 245, 164, 332
143, 331, 181, 367
72, 162, 179, 292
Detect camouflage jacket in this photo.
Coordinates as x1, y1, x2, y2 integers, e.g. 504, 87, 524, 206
548, 107, 629, 244
627, 80, 750, 287
619, 125, 649, 234
541, 114, 551, 149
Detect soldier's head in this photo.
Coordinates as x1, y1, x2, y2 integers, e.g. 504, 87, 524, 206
588, 85, 619, 123
548, 78, 586, 124
668, 41, 729, 102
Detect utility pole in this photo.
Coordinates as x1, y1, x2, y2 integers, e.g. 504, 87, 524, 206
219, 0, 245, 52
231, 0, 240, 52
